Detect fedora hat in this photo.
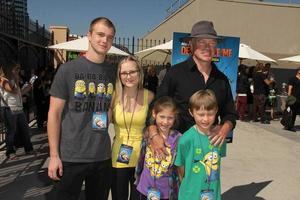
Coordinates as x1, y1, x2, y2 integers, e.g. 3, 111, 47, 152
183, 20, 218, 41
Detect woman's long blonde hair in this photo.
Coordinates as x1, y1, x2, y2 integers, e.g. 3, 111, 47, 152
114, 55, 144, 105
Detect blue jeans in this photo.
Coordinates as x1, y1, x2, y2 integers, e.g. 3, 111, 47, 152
1, 107, 33, 156
53, 159, 112, 200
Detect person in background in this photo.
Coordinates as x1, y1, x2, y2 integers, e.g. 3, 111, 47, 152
285, 67, 300, 132
0, 61, 34, 160
246, 66, 255, 120
19, 68, 31, 121
158, 62, 171, 86
33, 68, 47, 128
135, 96, 181, 200
144, 65, 158, 94
110, 56, 154, 200
236, 64, 249, 121
263, 63, 277, 120
47, 17, 117, 200
175, 90, 222, 200
252, 63, 274, 124
147, 20, 237, 157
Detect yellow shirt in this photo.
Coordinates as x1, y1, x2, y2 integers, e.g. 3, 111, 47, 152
112, 89, 149, 168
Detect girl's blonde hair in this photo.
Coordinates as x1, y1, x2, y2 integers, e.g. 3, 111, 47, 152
114, 55, 144, 105
188, 89, 218, 112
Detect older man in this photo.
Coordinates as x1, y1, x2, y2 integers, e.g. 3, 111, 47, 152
148, 20, 237, 155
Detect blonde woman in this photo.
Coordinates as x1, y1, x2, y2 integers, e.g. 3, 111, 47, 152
110, 56, 154, 200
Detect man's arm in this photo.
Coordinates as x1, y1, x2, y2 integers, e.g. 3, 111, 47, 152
288, 85, 293, 96
47, 96, 65, 180
264, 78, 274, 86
210, 79, 237, 146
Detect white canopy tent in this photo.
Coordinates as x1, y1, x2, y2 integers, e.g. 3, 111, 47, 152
47, 36, 129, 56
135, 40, 173, 64
278, 55, 300, 63
239, 43, 276, 62
135, 41, 277, 64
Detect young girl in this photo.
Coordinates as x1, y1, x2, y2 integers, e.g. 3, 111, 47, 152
135, 96, 181, 200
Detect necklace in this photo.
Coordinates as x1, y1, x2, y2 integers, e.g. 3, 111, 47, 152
122, 90, 139, 143
194, 125, 214, 190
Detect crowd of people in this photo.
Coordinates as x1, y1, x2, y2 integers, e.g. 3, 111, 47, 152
0, 16, 299, 200
236, 62, 300, 132
0, 61, 55, 159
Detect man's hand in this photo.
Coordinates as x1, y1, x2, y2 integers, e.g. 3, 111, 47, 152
209, 121, 232, 147
148, 125, 169, 159
48, 156, 63, 181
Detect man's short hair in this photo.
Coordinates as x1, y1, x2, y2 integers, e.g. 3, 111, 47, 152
89, 17, 116, 35
189, 89, 218, 111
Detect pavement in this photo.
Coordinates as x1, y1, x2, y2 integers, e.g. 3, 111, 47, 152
0, 117, 299, 200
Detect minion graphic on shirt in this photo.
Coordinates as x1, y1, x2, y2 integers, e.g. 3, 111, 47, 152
145, 146, 172, 178
88, 82, 96, 97
74, 80, 86, 98
106, 83, 114, 99
97, 83, 106, 98
203, 150, 219, 182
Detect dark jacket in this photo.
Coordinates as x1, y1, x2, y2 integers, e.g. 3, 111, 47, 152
148, 57, 237, 133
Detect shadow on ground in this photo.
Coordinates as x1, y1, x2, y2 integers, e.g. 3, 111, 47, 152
0, 127, 54, 200
222, 180, 272, 200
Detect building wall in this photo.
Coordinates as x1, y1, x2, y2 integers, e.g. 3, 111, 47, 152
142, 0, 300, 62
49, 26, 69, 68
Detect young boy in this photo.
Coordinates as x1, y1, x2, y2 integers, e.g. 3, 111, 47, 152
175, 89, 222, 200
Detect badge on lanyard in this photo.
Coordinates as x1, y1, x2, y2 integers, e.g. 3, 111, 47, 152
147, 187, 160, 200
200, 189, 214, 200
92, 111, 108, 130
116, 144, 133, 164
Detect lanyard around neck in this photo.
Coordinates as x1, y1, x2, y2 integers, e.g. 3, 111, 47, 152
194, 125, 215, 190
122, 91, 139, 143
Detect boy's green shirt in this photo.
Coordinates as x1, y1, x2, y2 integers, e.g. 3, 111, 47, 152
174, 126, 222, 200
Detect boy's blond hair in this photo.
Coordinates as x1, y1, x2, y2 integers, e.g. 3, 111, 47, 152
189, 89, 218, 111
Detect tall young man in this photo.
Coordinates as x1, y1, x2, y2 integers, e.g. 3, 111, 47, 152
47, 17, 116, 200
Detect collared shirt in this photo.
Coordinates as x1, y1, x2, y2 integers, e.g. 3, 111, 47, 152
154, 57, 237, 133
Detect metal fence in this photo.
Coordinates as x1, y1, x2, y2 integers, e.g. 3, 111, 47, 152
0, 11, 51, 46
112, 36, 167, 66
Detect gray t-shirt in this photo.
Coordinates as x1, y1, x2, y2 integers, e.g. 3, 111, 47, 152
50, 56, 117, 162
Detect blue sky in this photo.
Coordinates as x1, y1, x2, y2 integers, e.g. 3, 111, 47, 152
27, 0, 175, 38
27, 0, 300, 38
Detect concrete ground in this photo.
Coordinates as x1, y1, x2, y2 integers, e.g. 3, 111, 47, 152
0, 117, 299, 200
221, 118, 300, 200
